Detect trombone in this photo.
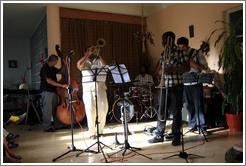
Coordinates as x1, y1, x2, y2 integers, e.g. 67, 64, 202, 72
156, 36, 173, 122
94, 38, 106, 58
157, 36, 172, 88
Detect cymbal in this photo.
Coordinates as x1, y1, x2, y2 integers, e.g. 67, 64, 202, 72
109, 81, 137, 87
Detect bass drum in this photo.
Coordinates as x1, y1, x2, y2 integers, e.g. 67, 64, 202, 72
112, 98, 142, 123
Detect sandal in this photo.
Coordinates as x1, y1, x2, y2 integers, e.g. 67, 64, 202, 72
6, 133, 19, 141
8, 143, 18, 149
12, 155, 22, 160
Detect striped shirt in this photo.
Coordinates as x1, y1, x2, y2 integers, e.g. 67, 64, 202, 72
186, 47, 208, 73
162, 47, 189, 87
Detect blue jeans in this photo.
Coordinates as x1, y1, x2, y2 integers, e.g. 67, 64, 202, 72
183, 83, 206, 129
41, 91, 63, 130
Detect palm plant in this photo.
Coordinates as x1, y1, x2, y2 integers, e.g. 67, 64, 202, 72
208, 16, 243, 115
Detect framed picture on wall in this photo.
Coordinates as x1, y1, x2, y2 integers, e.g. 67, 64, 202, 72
9, 60, 17, 68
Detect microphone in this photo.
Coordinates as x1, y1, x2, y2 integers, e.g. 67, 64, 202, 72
68, 50, 74, 56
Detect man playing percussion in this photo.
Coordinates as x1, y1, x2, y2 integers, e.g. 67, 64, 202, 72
148, 32, 190, 146
134, 64, 154, 94
177, 37, 209, 136
77, 46, 108, 139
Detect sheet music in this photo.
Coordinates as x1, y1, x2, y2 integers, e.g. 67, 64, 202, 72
109, 64, 131, 83
91, 65, 108, 82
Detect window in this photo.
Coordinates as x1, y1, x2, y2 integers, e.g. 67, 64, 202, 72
227, 6, 243, 43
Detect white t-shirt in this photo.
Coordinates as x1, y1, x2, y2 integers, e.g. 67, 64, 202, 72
134, 74, 154, 86
134, 74, 154, 93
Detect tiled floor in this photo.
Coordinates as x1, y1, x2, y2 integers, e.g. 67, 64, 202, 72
5, 120, 243, 164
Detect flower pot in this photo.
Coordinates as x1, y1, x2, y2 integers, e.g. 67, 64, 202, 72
225, 113, 243, 132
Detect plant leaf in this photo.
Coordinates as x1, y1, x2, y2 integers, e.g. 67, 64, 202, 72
214, 31, 226, 47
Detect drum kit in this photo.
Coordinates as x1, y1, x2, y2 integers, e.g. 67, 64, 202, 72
111, 81, 157, 123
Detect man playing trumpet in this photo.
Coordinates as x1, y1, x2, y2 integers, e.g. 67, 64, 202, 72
77, 45, 108, 139
148, 31, 190, 146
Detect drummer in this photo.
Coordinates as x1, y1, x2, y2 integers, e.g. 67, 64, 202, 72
134, 64, 154, 93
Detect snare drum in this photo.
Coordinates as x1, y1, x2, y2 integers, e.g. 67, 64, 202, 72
129, 87, 140, 98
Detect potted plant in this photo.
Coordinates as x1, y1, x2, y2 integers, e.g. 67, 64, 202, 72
208, 17, 243, 131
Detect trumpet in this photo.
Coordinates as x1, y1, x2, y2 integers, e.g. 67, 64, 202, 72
157, 36, 172, 88
94, 38, 106, 58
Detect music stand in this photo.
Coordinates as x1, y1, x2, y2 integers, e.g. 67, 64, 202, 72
183, 73, 215, 141
108, 63, 152, 162
76, 65, 112, 163
52, 53, 95, 162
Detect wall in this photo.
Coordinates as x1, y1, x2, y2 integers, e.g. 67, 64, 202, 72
46, 5, 61, 67
3, 39, 31, 89
146, 3, 243, 75
30, 15, 48, 90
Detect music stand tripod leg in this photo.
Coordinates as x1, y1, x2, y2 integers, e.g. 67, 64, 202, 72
31, 102, 42, 125
22, 100, 31, 131
195, 83, 208, 142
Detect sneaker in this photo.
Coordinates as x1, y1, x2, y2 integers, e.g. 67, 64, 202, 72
148, 136, 164, 143
55, 125, 71, 130
164, 132, 174, 140
172, 134, 181, 146
44, 127, 56, 132
172, 138, 180, 146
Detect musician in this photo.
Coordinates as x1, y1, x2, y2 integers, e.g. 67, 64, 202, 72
40, 55, 68, 132
148, 31, 190, 146
77, 46, 108, 139
177, 37, 209, 135
134, 64, 154, 93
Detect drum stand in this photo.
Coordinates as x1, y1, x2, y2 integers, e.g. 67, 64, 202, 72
76, 66, 112, 163
108, 98, 152, 162
140, 84, 157, 120
52, 53, 95, 162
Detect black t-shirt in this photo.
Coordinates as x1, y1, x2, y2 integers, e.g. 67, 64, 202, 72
40, 63, 60, 92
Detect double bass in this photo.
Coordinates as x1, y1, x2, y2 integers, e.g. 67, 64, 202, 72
55, 45, 85, 125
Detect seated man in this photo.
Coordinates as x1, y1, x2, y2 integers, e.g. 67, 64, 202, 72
134, 64, 154, 94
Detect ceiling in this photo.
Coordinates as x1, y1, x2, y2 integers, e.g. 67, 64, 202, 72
3, 3, 173, 39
